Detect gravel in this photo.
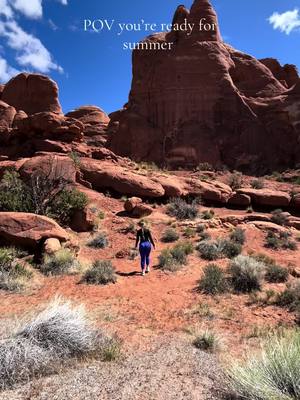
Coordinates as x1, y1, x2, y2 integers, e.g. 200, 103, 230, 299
0, 335, 225, 400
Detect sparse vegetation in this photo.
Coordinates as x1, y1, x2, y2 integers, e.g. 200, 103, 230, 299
201, 210, 215, 220
228, 330, 300, 400
0, 247, 32, 292
271, 209, 288, 226
50, 189, 88, 225
230, 228, 246, 245
228, 172, 243, 190
276, 280, 300, 311
193, 330, 221, 352
265, 263, 289, 283
158, 241, 193, 272
167, 198, 199, 220
196, 163, 214, 172
265, 231, 297, 251
40, 249, 80, 276
198, 264, 227, 295
83, 260, 117, 285
183, 227, 196, 238
88, 232, 109, 249
229, 255, 265, 293
197, 240, 223, 261
161, 228, 179, 243
0, 170, 33, 212
251, 178, 265, 189
219, 239, 242, 259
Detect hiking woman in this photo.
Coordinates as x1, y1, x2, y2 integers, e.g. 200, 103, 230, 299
135, 221, 155, 276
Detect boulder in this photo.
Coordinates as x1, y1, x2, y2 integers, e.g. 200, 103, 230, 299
183, 178, 232, 203
43, 238, 61, 254
152, 174, 187, 197
131, 204, 153, 218
228, 193, 251, 207
80, 159, 165, 198
124, 197, 143, 212
259, 58, 299, 88
70, 208, 96, 232
248, 220, 288, 234
2, 73, 62, 115
66, 106, 110, 125
0, 101, 16, 135
236, 188, 291, 207
0, 212, 69, 249
19, 154, 77, 183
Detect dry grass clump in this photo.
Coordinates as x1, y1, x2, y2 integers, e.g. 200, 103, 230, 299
167, 198, 199, 220
158, 241, 193, 272
229, 255, 265, 293
193, 330, 222, 353
40, 248, 80, 276
88, 232, 109, 249
227, 330, 300, 400
0, 247, 32, 292
83, 260, 117, 285
161, 228, 180, 243
0, 298, 118, 389
198, 264, 227, 295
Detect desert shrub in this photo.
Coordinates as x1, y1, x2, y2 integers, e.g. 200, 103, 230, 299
99, 335, 122, 361
68, 151, 81, 169
230, 228, 246, 245
197, 163, 214, 172
199, 231, 211, 241
197, 240, 223, 261
229, 255, 265, 293
0, 170, 33, 212
265, 263, 289, 283
193, 330, 221, 352
201, 210, 215, 220
84, 260, 117, 285
40, 249, 79, 276
158, 241, 193, 272
227, 330, 300, 400
196, 224, 206, 233
251, 253, 275, 266
276, 280, 300, 311
198, 264, 227, 295
271, 209, 288, 226
251, 178, 265, 189
265, 231, 297, 251
161, 228, 179, 243
183, 227, 196, 238
0, 247, 32, 292
88, 232, 109, 249
219, 239, 242, 259
0, 298, 108, 389
228, 172, 243, 190
167, 198, 199, 220
49, 189, 88, 225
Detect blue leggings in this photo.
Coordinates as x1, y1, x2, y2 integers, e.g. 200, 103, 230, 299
139, 241, 152, 270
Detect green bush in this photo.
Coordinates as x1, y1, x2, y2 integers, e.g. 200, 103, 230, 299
251, 179, 265, 189
0, 247, 32, 291
198, 264, 227, 295
219, 239, 242, 259
193, 330, 221, 353
265, 263, 289, 283
196, 224, 206, 233
201, 210, 215, 220
88, 232, 109, 249
229, 255, 265, 293
167, 198, 199, 220
228, 330, 300, 400
271, 209, 288, 226
198, 231, 211, 242
276, 280, 300, 311
50, 189, 88, 225
183, 227, 196, 238
158, 241, 193, 272
0, 170, 33, 212
197, 240, 223, 261
161, 228, 179, 243
230, 228, 246, 245
40, 249, 79, 276
84, 260, 117, 285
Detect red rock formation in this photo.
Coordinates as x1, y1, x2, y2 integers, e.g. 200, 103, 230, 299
260, 58, 299, 88
2, 73, 62, 115
107, 0, 300, 173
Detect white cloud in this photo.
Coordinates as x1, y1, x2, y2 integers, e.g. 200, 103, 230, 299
0, 55, 19, 82
10, 0, 43, 19
268, 8, 300, 35
0, 0, 13, 18
58, 0, 67, 4
0, 20, 63, 73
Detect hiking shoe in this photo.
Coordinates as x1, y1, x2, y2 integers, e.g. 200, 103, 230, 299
146, 266, 150, 273
141, 271, 145, 276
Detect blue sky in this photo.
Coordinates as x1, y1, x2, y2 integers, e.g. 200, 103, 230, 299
0, 0, 300, 114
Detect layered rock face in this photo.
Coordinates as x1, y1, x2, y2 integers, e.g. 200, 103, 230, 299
107, 0, 300, 173
0, 74, 110, 158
